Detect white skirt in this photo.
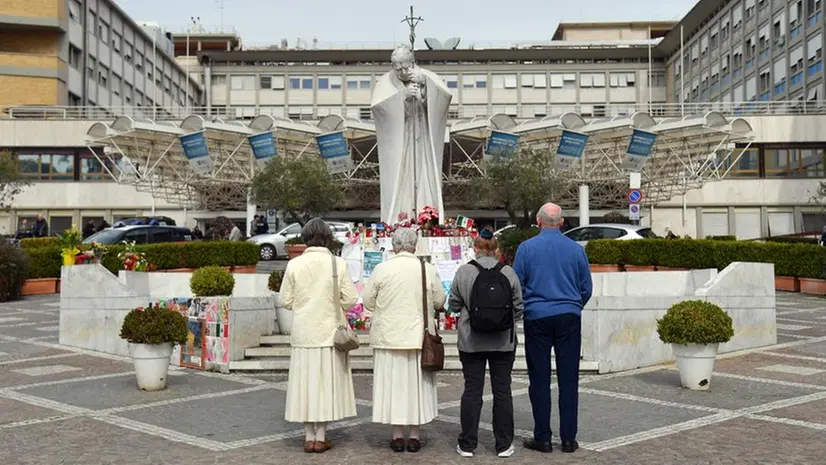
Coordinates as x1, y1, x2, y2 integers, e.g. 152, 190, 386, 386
372, 349, 438, 425
285, 347, 357, 423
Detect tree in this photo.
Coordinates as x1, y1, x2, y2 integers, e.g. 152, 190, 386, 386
249, 156, 342, 226
474, 148, 566, 228
0, 151, 28, 210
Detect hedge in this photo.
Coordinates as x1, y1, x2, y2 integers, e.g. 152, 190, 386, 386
24, 241, 260, 279
19, 237, 60, 249
585, 238, 826, 279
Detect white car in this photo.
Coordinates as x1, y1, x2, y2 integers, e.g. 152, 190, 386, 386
247, 221, 353, 260
563, 223, 658, 246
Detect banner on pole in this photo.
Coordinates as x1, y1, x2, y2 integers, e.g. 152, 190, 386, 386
623, 129, 657, 172
484, 130, 520, 162
179, 132, 213, 174
555, 130, 589, 171
248, 132, 278, 168
315, 131, 354, 174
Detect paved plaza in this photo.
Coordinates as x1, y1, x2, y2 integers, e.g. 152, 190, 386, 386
2, 293, 826, 464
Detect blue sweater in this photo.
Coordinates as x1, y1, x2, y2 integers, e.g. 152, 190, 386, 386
513, 228, 593, 320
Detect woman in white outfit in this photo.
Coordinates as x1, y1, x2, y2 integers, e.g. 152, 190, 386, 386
279, 218, 359, 453
362, 228, 447, 453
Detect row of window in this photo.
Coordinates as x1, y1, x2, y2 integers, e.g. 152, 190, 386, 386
720, 145, 826, 178
214, 72, 666, 92
14, 151, 118, 181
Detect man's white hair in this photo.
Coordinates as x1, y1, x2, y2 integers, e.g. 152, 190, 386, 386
391, 44, 414, 63
536, 203, 563, 226
391, 227, 418, 253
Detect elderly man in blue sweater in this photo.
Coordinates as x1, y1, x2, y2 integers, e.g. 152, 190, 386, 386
513, 202, 593, 454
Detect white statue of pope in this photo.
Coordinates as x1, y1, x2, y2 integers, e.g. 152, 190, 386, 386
370, 45, 452, 225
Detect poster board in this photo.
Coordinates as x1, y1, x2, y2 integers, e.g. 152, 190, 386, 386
159, 297, 231, 371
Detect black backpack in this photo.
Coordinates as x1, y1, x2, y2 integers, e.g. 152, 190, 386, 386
468, 261, 514, 334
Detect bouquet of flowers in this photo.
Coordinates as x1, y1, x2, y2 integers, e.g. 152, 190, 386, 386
118, 240, 154, 272
417, 205, 438, 229
346, 303, 370, 331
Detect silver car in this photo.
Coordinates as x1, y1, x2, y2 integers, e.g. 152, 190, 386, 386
563, 223, 658, 246
247, 221, 354, 260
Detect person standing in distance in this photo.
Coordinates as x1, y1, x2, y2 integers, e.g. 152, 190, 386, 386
513, 203, 592, 454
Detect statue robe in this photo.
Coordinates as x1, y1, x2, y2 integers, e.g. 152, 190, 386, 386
371, 67, 452, 225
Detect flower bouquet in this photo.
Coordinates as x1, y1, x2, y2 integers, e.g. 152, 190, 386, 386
57, 226, 83, 266
118, 240, 154, 272
417, 206, 439, 235
346, 303, 370, 332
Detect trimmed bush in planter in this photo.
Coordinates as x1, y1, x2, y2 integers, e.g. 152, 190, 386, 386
23, 241, 259, 279
656, 300, 734, 346
498, 227, 540, 265
190, 266, 236, 297
120, 303, 189, 346
0, 240, 30, 302
19, 237, 60, 249
268, 270, 284, 292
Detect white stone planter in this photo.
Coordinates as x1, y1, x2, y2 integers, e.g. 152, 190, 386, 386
672, 343, 719, 391
276, 301, 293, 335
129, 342, 174, 391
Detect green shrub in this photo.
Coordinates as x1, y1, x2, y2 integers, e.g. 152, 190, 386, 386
706, 235, 737, 241
656, 300, 734, 345
765, 236, 819, 245
190, 266, 235, 296
268, 270, 284, 292
498, 227, 540, 265
584, 238, 826, 279
286, 236, 304, 245
19, 237, 59, 249
23, 241, 259, 278
119, 304, 188, 345
0, 240, 30, 302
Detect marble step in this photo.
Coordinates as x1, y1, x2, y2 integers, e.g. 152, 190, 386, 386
245, 344, 528, 358
229, 358, 600, 372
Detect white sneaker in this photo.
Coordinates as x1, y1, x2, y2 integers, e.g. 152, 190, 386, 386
498, 444, 515, 458
456, 444, 474, 457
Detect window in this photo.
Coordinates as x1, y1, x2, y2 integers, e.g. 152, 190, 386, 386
610, 73, 636, 87
69, 93, 81, 106
549, 73, 575, 88
791, 45, 805, 79
758, 68, 771, 92
722, 17, 731, 39
491, 74, 517, 89
710, 25, 719, 49
359, 107, 371, 120
520, 74, 547, 88
98, 20, 109, 42
733, 46, 744, 69
230, 75, 255, 90
124, 229, 149, 245
444, 75, 459, 89
716, 147, 757, 178
145, 59, 153, 80
807, 33, 822, 76
98, 65, 108, 88
259, 75, 284, 90
765, 148, 826, 177
87, 11, 96, 35
149, 228, 172, 243
112, 74, 121, 96
124, 83, 133, 103
580, 73, 605, 87
16, 152, 75, 180
774, 12, 787, 49
700, 35, 709, 56
212, 75, 227, 85
745, 33, 756, 60
68, 0, 81, 22
112, 31, 122, 53
317, 77, 330, 89
791, 1, 803, 38
135, 51, 144, 70
807, 0, 823, 26
68, 45, 81, 70
124, 42, 133, 63
49, 217, 73, 237
774, 58, 787, 93
600, 227, 629, 239
80, 152, 117, 181
648, 72, 666, 88
462, 75, 487, 89
758, 23, 770, 60
733, 4, 743, 30
745, 0, 755, 19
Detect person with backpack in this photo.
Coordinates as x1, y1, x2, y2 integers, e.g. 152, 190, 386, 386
448, 226, 524, 458
514, 202, 592, 455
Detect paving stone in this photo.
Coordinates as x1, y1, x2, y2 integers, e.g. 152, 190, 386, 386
583, 369, 822, 410
0, 341, 70, 360
0, 324, 63, 340
757, 364, 826, 376
714, 353, 826, 387
761, 398, 826, 424
12, 364, 82, 377
0, 354, 133, 389
20, 371, 254, 411
779, 341, 826, 359
118, 388, 372, 443
0, 398, 64, 426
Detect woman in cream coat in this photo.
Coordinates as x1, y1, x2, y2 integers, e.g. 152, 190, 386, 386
362, 228, 447, 453
279, 218, 359, 454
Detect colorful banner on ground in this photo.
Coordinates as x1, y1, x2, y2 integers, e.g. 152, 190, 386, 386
248, 132, 277, 168
554, 130, 589, 171
484, 130, 520, 162
179, 132, 213, 174
315, 131, 354, 174
623, 129, 657, 172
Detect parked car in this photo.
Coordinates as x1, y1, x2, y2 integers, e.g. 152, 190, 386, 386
112, 216, 177, 227
494, 224, 537, 236
248, 221, 354, 261
563, 223, 658, 246
82, 225, 194, 245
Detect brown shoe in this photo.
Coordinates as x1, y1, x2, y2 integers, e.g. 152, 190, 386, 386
303, 441, 315, 453
314, 440, 333, 453
407, 438, 421, 453
390, 438, 405, 452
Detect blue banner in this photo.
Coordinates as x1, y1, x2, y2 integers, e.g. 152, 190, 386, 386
249, 133, 277, 165
179, 132, 212, 174
485, 130, 520, 161
624, 129, 657, 172
555, 130, 589, 171
315, 131, 353, 173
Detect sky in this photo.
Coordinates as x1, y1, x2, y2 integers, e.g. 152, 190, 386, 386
115, 0, 699, 49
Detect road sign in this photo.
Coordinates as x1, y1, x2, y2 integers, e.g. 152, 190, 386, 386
629, 204, 641, 221
627, 188, 642, 204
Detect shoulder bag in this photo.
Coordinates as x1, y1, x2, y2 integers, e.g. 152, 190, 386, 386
332, 254, 359, 352
420, 258, 445, 372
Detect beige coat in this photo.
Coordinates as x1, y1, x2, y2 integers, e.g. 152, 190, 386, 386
279, 247, 359, 348
363, 252, 447, 350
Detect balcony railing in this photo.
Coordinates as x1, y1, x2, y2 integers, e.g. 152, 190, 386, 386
3, 101, 826, 123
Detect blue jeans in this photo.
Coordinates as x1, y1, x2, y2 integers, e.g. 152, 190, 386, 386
524, 313, 581, 443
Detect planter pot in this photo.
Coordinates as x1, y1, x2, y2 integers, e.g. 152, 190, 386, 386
22, 278, 58, 296
657, 267, 688, 272
164, 268, 197, 273
775, 276, 801, 293
624, 265, 656, 272
231, 265, 256, 274
276, 305, 293, 335
129, 342, 174, 391
672, 343, 719, 391
286, 244, 307, 260
589, 264, 622, 273
62, 253, 75, 266
799, 278, 826, 296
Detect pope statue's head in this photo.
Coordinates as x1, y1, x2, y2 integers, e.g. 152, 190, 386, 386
391, 45, 415, 83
